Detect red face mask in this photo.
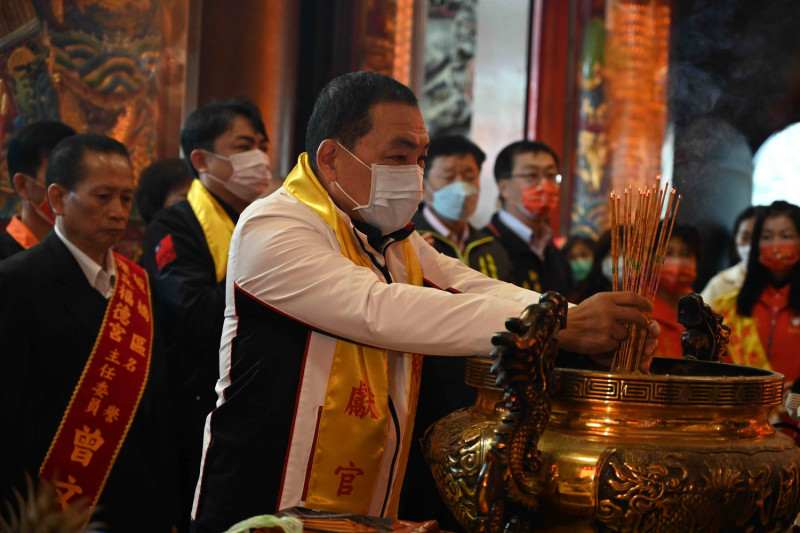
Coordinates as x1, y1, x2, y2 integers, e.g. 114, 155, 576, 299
522, 180, 559, 217
26, 176, 56, 226
760, 243, 800, 272
35, 196, 56, 225
659, 258, 696, 293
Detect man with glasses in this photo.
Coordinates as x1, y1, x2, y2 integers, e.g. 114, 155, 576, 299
485, 140, 575, 295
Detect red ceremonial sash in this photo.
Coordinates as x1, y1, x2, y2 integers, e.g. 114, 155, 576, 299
39, 253, 153, 520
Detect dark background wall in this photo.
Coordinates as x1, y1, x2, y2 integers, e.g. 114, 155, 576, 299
292, 0, 360, 164
193, 0, 299, 177
669, 0, 800, 289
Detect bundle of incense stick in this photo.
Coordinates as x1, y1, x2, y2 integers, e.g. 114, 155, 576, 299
609, 179, 680, 373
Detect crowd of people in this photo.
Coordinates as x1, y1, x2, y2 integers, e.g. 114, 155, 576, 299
0, 70, 796, 532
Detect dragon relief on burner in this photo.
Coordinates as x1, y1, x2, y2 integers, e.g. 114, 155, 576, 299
678, 293, 730, 362
473, 291, 567, 533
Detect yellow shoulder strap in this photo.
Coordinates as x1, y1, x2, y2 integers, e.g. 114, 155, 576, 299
186, 179, 235, 282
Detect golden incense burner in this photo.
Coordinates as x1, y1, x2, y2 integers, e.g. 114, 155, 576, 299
422, 293, 800, 532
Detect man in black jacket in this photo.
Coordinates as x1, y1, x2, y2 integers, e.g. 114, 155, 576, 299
0, 134, 173, 530
484, 140, 575, 296
141, 98, 270, 531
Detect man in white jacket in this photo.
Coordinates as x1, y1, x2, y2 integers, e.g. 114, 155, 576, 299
191, 71, 658, 533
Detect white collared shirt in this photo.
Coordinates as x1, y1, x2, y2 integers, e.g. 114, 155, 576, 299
422, 205, 469, 250
498, 209, 552, 260
54, 224, 117, 299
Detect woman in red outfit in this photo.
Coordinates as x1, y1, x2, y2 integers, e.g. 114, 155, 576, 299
716, 201, 800, 384
651, 224, 702, 359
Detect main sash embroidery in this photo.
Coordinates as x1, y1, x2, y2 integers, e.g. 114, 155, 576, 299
39, 253, 153, 521
187, 178, 235, 282
285, 153, 423, 516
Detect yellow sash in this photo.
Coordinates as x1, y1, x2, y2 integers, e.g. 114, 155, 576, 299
187, 179, 235, 282
284, 153, 423, 517
715, 291, 771, 370
40, 253, 153, 523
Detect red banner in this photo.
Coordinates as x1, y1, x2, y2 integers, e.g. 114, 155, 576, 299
39, 253, 153, 520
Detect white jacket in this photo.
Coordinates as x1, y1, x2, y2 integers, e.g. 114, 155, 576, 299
193, 186, 541, 525
701, 261, 747, 308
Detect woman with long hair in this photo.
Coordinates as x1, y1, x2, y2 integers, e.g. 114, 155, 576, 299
716, 201, 800, 383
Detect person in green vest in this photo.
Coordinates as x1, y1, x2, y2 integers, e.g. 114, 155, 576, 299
411, 135, 514, 283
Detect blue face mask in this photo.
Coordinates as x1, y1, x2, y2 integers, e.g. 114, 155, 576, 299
431, 181, 479, 222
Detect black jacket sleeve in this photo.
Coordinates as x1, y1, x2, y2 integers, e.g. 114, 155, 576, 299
141, 203, 226, 354
0, 260, 33, 503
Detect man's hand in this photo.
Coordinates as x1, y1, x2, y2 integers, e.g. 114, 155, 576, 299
585, 319, 660, 372
639, 319, 660, 372
556, 292, 660, 371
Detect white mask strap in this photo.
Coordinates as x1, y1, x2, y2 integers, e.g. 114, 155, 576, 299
201, 149, 230, 162
201, 171, 228, 187
336, 142, 372, 171
334, 180, 365, 210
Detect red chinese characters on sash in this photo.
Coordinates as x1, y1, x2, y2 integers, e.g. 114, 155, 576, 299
39, 253, 153, 518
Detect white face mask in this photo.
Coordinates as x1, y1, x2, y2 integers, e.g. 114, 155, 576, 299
202, 149, 272, 203
737, 244, 750, 265
334, 142, 424, 234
